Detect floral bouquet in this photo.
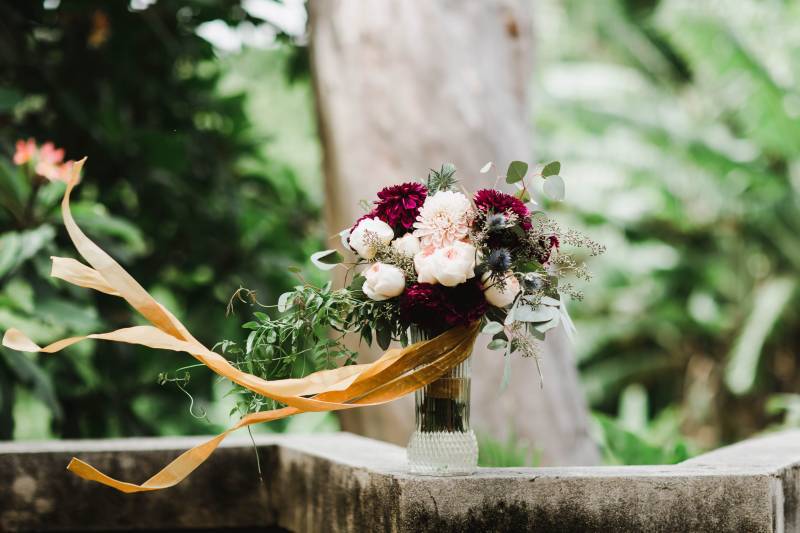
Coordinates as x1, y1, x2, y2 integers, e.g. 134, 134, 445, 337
222, 161, 602, 475
2, 157, 601, 490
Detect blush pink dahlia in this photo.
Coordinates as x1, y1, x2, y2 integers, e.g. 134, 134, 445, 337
373, 182, 427, 235
413, 190, 472, 248
474, 189, 532, 230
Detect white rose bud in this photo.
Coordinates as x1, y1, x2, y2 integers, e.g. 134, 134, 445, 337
362, 262, 406, 301
349, 218, 394, 260
391, 233, 421, 257
430, 241, 477, 287
482, 271, 520, 308
414, 246, 439, 284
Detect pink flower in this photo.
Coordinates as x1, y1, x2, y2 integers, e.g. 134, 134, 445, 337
34, 142, 67, 180
44, 160, 78, 184
37, 142, 65, 165
414, 241, 477, 287
413, 191, 472, 248
12, 139, 74, 183
13, 138, 37, 165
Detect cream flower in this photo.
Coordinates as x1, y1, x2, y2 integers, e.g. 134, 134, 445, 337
391, 233, 421, 257
413, 191, 472, 248
482, 271, 520, 307
430, 240, 477, 287
414, 241, 478, 286
362, 262, 405, 301
349, 218, 394, 260
413, 246, 439, 284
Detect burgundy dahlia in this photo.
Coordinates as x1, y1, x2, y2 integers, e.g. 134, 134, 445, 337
474, 189, 532, 230
440, 280, 488, 328
373, 182, 428, 235
400, 283, 447, 335
400, 280, 488, 336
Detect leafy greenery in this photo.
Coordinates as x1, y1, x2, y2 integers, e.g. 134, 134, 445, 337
591, 384, 691, 465
536, 0, 800, 458
219, 282, 360, 415
505, 160, 528, 184
0, 2, 320, 439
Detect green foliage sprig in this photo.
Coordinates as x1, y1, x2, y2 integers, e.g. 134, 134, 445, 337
218, 282, 360, 414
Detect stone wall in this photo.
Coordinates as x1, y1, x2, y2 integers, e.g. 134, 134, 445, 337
1, 430, 798, 532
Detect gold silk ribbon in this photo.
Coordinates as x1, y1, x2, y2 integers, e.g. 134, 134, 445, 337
1, 160, 480, 493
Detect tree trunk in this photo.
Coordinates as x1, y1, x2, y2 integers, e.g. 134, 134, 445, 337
309, 0, 600, 465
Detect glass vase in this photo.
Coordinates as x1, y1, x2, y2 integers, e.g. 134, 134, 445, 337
406, 328, 478, 475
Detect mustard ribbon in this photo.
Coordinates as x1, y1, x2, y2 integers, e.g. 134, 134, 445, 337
1, 160, 479, 493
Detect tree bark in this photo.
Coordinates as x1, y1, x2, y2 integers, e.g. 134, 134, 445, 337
309, 0, 600, 465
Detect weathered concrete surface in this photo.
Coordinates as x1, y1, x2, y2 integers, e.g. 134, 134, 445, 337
1, 430, 799, 532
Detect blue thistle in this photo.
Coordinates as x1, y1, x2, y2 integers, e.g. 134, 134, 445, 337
487, 248, 512, 273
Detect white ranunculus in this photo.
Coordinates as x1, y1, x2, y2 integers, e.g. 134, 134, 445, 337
482, 271, 520, 308
362, 262, 406, 301
391, 233, 421, 257
413, 246, 439, 284
430, 241, 477, 287
349, 218, 394, 260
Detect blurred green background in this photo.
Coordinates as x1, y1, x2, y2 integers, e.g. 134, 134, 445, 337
1, 0, 798, 465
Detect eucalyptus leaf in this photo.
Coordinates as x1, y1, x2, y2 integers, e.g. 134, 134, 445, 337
310, 249, 343, 271
541, 161, 561, 177
505, 161, 528, 184
514, 304, 558, 323
487, 338, 508, 350
540, 296, 561, 307
542, 175, 565, 201
534, 315, 561, 334
482, 321, 504, 335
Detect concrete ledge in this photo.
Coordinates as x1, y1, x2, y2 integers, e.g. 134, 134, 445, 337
1, 430, 799, 532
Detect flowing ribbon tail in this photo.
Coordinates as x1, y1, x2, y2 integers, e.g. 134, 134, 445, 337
0, 165, 482, 492
50, 256, 120, 296
59, 160, 191, 341
67, 407, 299, 493
64, 323, 478, 493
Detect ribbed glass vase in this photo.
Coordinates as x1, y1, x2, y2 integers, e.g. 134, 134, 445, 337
406, 328, 478, 475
